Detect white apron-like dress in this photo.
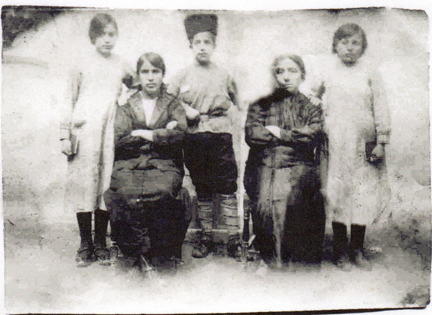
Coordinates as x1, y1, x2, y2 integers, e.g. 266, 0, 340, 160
61, 51, 132, 213
319, 57, 391, 226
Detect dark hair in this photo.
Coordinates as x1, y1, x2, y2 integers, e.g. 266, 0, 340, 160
136, 52, 166, 76
89, 13, 118, 44
272, 54, 306, 80
332, 23, 368, 55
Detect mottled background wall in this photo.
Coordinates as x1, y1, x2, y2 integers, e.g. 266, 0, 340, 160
2, 7, 430, 245
2, 6, 431, 313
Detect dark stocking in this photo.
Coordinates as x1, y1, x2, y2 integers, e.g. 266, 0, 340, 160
350, 224, 366, 252
332, 221, 348, 260
94, 209, 110, 247
77, 212, 93, 247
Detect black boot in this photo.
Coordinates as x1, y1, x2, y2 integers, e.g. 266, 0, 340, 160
350, 224, 372, 271
332, 221, 352, 271
192, 231, 214, 259
76, 212, 94, 267
227, 234, 242, 261
94, 209, 110, 266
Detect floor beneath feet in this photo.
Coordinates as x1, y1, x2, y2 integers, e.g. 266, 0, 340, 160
4, 224, 430, 314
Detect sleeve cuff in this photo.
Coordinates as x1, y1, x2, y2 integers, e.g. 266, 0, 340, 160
60, 128, 71, 140
377, 134, 390, 144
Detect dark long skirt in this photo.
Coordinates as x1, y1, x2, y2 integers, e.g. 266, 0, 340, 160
252, 165, 325, 265
104, 167, 188, 260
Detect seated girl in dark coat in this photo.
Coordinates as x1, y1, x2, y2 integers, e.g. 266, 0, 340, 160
244, 54, 325, 269
104, 53, 188, 270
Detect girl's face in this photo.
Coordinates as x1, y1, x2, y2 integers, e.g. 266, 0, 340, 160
94, 23, 118, 56
335, 32, 363, 66
274, 58, 303, 93
139, 60, 164, 98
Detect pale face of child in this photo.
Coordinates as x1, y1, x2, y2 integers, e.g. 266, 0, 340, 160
191, 31, 215, 65
274, 58, 304, 93
94, 23, 118, 57
139, 60, 164, 98
335, 32, 364, 66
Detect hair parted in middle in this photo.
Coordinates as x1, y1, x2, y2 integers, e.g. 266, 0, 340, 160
136, 52, 166, 76
272, 54, 306, 80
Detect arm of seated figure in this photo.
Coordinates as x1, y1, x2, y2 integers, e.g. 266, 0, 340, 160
265, 125, 282, 139
166, 120, 178, 130
291, 126, 314, 143
131, 129, 154, 142
266, 125, 314, 144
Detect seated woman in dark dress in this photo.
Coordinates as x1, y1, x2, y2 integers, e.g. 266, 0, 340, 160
104, 52, 188, 270
244, 54, 325, 270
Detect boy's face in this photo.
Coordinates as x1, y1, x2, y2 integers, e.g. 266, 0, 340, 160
191, 31, 215, 65
94, 23, 118, 56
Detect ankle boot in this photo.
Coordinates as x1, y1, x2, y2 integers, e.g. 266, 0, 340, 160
94, 209, 110, 265
192, 230, 215, 258
76, 212, 93, 267
332, 221, 352, 271
350, 224, 372, 271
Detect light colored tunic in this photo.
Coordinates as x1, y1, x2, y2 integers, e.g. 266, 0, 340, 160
314, 57, 391, 225
168, 61, 237, 134
61, 50, 132, 213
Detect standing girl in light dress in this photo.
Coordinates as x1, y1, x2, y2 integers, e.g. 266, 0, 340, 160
60, 13, 133, 267
311, 23, 391, 270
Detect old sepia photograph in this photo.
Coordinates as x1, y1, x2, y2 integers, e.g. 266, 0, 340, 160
2, 1, 431, 313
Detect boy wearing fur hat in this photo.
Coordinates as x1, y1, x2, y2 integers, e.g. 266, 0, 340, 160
168, 14, 240, 259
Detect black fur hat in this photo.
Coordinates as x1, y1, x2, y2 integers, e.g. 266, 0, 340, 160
184, 14, 218, 42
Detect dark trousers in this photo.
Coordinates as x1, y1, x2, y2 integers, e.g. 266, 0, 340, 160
184, 132, 238, 200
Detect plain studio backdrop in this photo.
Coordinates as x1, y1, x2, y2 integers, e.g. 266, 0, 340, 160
2, 6, 431, 314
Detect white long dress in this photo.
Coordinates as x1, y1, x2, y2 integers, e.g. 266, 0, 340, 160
316, 57, 391, 226
61, 50, 132, 213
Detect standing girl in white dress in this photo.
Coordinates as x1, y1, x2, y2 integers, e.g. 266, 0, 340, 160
60, 13, 133, 267
312, 24, 391, 271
